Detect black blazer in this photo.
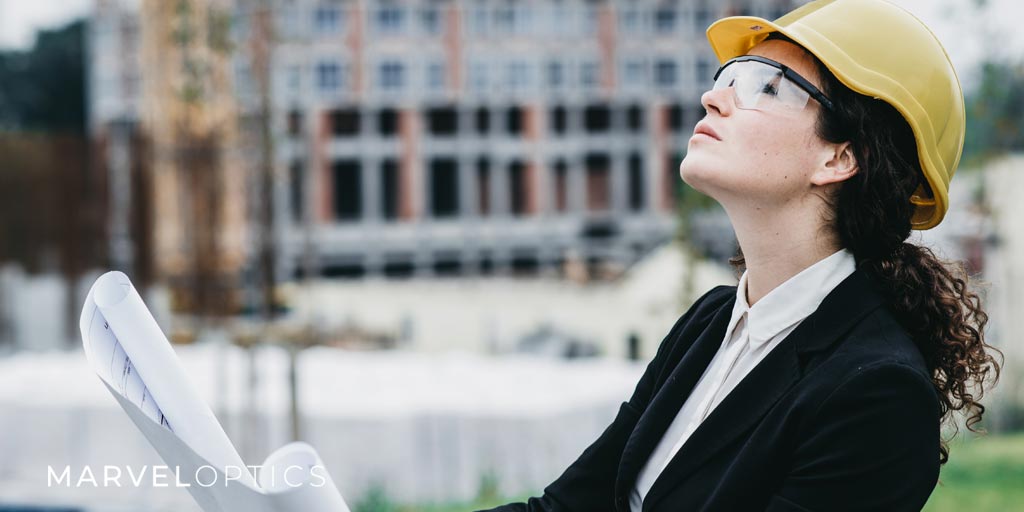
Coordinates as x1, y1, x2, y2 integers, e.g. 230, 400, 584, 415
482, 268, 941, 512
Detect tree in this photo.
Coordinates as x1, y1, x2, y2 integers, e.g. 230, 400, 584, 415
0, 20, 87, 133
962, 60, 1024, 167
0, 19, 103, 346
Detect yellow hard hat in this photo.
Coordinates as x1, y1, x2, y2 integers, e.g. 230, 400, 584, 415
706, 0, 965, 230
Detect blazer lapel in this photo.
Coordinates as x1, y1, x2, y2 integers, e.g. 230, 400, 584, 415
615, 296, 736, 508
640, 268, 886, 511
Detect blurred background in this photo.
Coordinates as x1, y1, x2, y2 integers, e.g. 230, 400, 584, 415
0, 0, 1020, 510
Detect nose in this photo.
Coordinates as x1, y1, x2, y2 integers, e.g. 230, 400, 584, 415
700, 87, 734, 117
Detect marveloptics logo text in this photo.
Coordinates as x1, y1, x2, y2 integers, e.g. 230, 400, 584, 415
47, 465, 329, 488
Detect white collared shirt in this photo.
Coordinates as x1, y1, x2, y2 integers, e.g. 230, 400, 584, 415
630, 248, 857, 511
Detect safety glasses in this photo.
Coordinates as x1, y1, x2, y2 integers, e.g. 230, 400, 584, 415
712, 55, 835, 113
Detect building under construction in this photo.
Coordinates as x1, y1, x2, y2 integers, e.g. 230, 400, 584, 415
88, 0, 797, 286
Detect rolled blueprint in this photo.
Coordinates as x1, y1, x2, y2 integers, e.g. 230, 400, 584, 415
259, 442, 350, 511
83, 271, 255, 488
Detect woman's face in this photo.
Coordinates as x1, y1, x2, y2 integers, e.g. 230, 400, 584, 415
679, 39, 835, 213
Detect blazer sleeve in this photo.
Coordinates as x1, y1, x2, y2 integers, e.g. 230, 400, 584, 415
478, 286, 733, 512
766, 362, 941, 512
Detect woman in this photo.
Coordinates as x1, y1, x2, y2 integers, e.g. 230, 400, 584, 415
484, 0, 1002, 511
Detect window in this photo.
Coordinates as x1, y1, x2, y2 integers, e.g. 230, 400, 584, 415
583, 5, 599, 36
281, 3, 301, 38
620, 6, 644, 34
654, 59, 677, 88
330, 108, 360, 137
287, 109, 303, 136
506, 106, 523, 135
509, 160, 528, 216
235, 61, 254, 95
430, 158, 460, 218
627, 104, 645, 133
551, 4, 573, 37
696, 57, 712, 87
550, 105, 567, 135
667, 104, 685, 132
316, 61, 343, 92
581, 60, 600, 89
332, 159, 362, 220
381, 158, 400, 220
420, 5, 441, 34
695, 5, 714, 31
476, 157, 491, 215
546, 60, 564, 89
379, 60, 404, 90
232, 12, 250, 40
493, 4, 515, 34
552, 159, 568, 212
468, 6, 488, 35
314, 4, 342, 34
426, 106, 458, 136
428, 61, 445, 90
378, 107, 398, 136
376, 5, 405, 34
585, 153, 611, 212
289, 160, 304, 221
665, 151, 686, 209
475, 107, 490, 135
623, 59, 647, 89
654, 6, 676, 34
628, 153, 645, 211
584, 104, 611, 133
506, 60, 529, 91
469, 60, 488, 91
287, 65, 302, 94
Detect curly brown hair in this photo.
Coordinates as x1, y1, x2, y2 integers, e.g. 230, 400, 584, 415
730, 34, 1005, 465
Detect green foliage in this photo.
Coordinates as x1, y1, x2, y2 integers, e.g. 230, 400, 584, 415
207, 8, 235, 54
350, 472, 532, 512
923, 432, 1024, 512
962, 60, 1024, 167
353, 482, 398, 512
475, 471, 501, 504
0, 19, 86, 133
348, 434, 1024, 512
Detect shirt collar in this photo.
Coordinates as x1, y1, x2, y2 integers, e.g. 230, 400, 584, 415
728, 248, 857, 348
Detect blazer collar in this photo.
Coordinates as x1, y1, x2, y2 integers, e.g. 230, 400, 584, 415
617, 268, 886, 511
733, 248, 857, 348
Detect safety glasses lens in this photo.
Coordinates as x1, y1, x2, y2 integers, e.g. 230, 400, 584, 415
713, 61, 812, 112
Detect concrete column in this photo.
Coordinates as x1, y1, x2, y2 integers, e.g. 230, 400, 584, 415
490, 159, 506, 217
569, 157, 587, 213
611, 152, 627, 213
363, 156, 380, 222
461, 156, 478, 218
317, 110, 334, 222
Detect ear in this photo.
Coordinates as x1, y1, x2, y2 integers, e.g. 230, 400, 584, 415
810, 141, 858, 186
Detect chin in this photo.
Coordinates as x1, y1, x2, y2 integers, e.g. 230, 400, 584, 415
679, 155, 715, 194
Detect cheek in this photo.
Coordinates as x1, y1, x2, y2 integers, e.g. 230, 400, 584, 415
750, 122, 820, 173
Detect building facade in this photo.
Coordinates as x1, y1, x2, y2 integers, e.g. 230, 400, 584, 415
90, 0, 799, 282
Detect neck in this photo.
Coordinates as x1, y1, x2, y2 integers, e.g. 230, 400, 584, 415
728, 204, 841, 306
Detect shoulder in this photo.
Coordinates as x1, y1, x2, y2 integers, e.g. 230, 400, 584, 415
804, 306, 939, 422
830, 306, 932, 383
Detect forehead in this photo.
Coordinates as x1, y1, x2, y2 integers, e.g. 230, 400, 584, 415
745, 39, 822, 89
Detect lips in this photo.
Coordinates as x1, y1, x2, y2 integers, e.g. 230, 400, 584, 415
692, 121, 721, 141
